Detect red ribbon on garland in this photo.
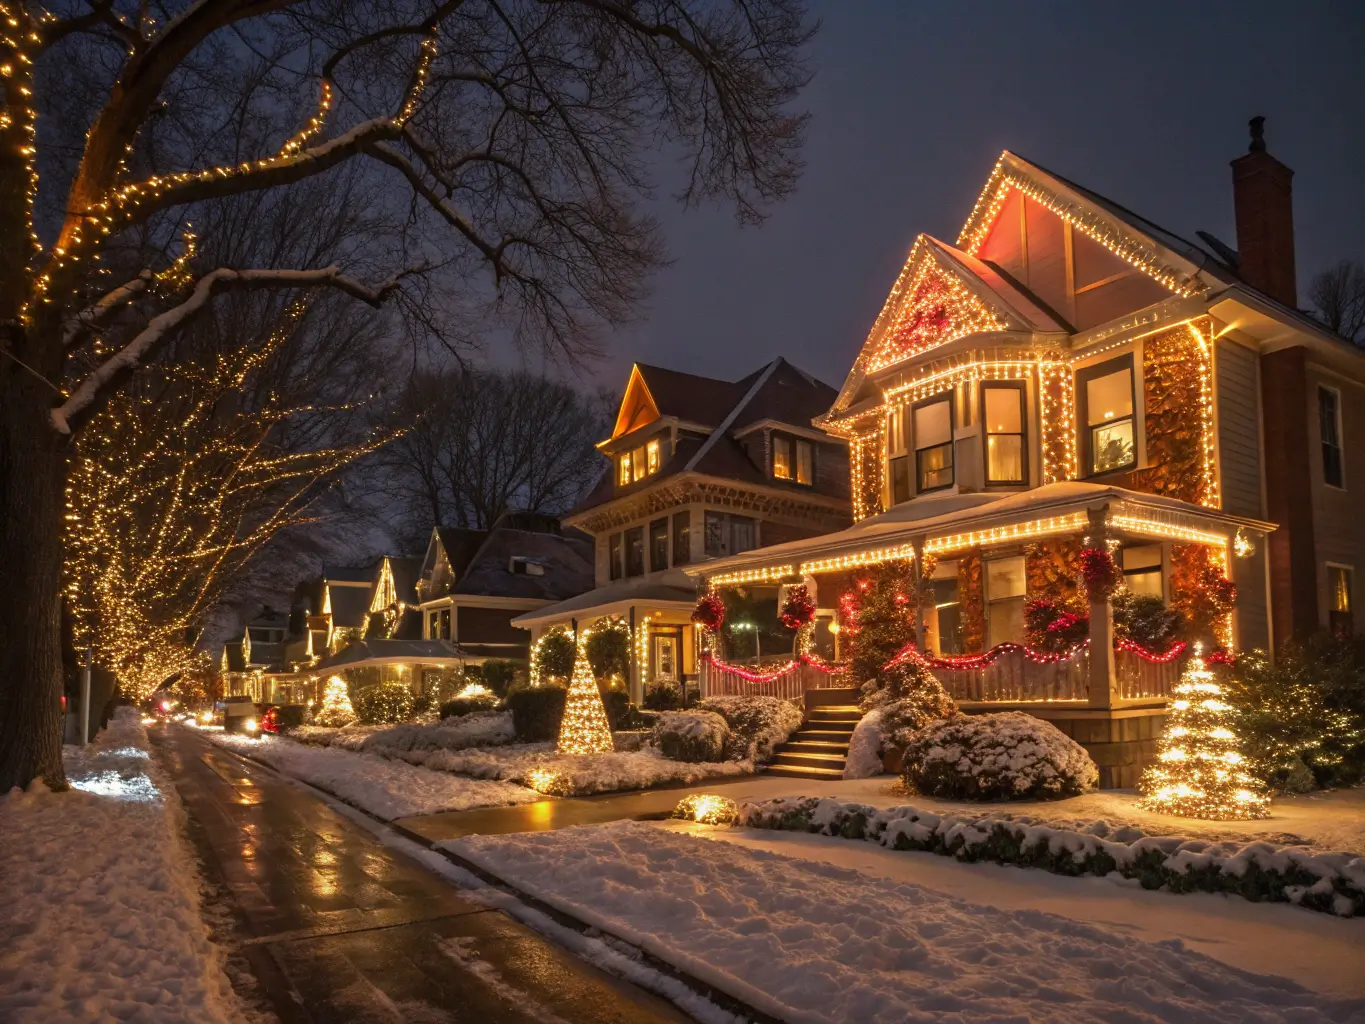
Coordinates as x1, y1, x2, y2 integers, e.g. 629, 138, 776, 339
888, 640, 1089, 671
1114, 636, 1187, 664
701, 652, 840, 683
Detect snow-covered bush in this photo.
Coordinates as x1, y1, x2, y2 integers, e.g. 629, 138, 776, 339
859, 658, 955, 721
358, 712, 516, 756
440, 682, 500, 718
696, 695, 802, 761
842, 707, 886, 779
735, 796, 1365, 918
353, 682, 415, 724
653, 710, 729, 763
902, 711, 1098, 800
642, 681, 683, 710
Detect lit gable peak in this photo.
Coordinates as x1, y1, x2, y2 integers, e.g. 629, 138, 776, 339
609, 365, 661, 440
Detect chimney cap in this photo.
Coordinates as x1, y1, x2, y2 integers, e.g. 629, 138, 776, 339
1248, 115, 1266, 153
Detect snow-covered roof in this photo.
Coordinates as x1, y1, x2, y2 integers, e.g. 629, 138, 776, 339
512, 573, 698, 629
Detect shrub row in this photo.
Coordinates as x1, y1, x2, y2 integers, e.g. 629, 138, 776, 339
735, 796, 1364, 918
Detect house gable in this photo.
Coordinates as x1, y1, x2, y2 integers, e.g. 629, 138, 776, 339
611, 365, 661, 439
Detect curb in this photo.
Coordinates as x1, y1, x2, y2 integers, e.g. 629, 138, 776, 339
193, 729, 782, 1024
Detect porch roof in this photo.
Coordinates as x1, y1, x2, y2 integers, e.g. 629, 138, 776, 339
311, 638, 469, 671
685, 482, 1276, 582
511, 574, 697, 631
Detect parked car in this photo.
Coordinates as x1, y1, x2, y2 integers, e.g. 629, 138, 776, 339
219, 695, 260, 735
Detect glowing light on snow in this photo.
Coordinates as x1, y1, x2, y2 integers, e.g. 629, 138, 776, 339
70, 769, 160, 802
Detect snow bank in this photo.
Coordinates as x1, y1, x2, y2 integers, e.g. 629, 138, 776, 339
203, 729, 541, 819
294, 711, 515, 756
420, 742, 750, 796
445, 820, 1357, 1023
737, 795, 1365, 917
0, 711, 239, 1023
843, 706, 886, 779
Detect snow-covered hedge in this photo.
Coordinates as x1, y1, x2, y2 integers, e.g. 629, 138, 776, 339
735, 796, 1365, 918
902, 711, 1098, 800
696, 695, 802, 762
653, 710, 729, 763
294, 712, 515, 758
843, 707, 886, 779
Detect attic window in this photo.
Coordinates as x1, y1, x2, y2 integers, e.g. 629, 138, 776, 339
509, 557, 546, 576
619, 437, 662, 486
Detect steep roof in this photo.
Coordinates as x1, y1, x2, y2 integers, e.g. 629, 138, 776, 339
327, 585, 371, 629
322, 564, 376, 585
435, 527, 488, 578
452, 520, 594, 601
387, 556, 423, 604
632, 363, 748, 427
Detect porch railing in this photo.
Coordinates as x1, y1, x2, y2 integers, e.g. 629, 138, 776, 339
698, 659, 841, 702
934, 647, 1091, 704
1114, 647, 1180, 700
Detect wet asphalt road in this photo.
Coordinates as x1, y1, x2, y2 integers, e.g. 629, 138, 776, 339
152, 725, 692, 1023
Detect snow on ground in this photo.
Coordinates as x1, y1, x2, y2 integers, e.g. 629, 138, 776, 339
0, 711, 241, 1024
423, 741, 751, 796
446, 821, 1365, 1024
294, 711, 515, 756
200, 727, 541, 819
665, 820, 1365, 1002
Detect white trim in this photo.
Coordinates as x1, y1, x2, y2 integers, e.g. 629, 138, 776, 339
1317, 382, 1347, 491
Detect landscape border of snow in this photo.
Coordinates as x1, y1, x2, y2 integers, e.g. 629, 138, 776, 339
446, 820, 1364, 1024
1, 710, 241, 1024
201, 734, 757, 1024
735, 795, 1365, 917
198, 725, 543, 819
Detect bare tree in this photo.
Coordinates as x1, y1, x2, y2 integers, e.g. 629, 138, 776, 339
0, 0, 814, 789
1310, 260, 1365, 343
381, 367, 609, 544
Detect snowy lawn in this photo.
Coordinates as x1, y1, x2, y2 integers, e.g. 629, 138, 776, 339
421, 742, 751, 796
200, 727, 542, 819
0, 711, 240, 1024
293, 711, 515, 755
445, 821, 1365, 1023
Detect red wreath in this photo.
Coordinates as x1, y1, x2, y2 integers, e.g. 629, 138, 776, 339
779, 585, 816, 630
1078, 547, 1122, 600
691, 593, 726, 631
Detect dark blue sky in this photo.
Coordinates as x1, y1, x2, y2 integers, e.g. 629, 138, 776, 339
593, 1, 1365, 392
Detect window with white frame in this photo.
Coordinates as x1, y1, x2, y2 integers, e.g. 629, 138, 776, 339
982, 383, 1025, 484
985, 555, 1027, 648
1320, 387, 1344, 488
1079, 356, 1137, 476
1122, 544, 1163, 599
888, 405, 910, 505
913, 395, 954, 492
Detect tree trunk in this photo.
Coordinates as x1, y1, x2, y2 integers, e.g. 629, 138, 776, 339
0, 369, 68, 791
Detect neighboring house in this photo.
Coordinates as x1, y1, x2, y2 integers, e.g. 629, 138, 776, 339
513, 358, 852, 701
690, 119, 1365, 786
219, 607, 290, 701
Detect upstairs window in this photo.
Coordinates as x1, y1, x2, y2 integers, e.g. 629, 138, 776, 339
618, 455, 631, 486
913, 395, 954, 492
672, 511, 691, 566
609, 533, 624, 581
983, 383, 1025, 485
646, 438, 661, 475
1320, 387, 1344, 488
773, 435, 814, 485
649, 518, 669, 572
1079, 356, 1136, 476
619, 437, 663, 486
887, 405, 910, 505
625, 527, 645, 577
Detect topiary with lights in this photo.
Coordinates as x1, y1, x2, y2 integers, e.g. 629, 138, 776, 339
1139, 647, 1269, 820
557, 643, 615, 755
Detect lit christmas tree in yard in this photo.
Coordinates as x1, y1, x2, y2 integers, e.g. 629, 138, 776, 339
557, 644, 615, 755
314, 676, 356, 728
1139, 648, 1269, 820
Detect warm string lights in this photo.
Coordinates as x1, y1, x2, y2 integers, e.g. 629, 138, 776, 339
0, 4, 41, 284
1116, 636, 1187, 664
888, 639, 1089, 672
699, 651, 838, 683
556, 638, 614, 755
1187, 319, 1221, 509
1139, 650, 1269, 820
314, 676, 356, 727
925, 512, 1089, 556
1036, 356, 1078, 482
799, 542, 918, 577
707, 564, 796, 587
848, 421, 885, 522
957, 153, 1207, 298
1109, 513, 1227, 548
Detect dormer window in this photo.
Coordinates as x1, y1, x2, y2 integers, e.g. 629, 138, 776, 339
509, 556, 545, 576
618, 437, 662, 486
646, 438, 661, 474
1078, 355, 1136, 476
618, 454, 631, 486
773, 434, 814, 485
914, 394, 954, 492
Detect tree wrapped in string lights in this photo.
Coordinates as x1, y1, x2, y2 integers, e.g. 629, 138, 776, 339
314, 676, 356, 728
556, 643, 615, 756
1139, 648, 1269, 820
0, 1, 814, 790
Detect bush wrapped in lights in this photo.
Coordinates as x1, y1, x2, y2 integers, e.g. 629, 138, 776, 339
1139, 650, 1269, 820
672, 793, 739, 825
314, 676, 356, 727
353, 681, 415, 724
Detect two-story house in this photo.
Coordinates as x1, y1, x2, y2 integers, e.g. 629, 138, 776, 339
689, 120, 1365, 786
513, 358, 852, 701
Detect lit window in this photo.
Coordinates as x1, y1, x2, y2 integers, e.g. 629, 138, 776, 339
1331, 565, 1352, 613
618, 455, 631, 486
1083, 362, 1136, 475
985, 556, 1027, 648
1320, 388, 1344, 488
796, 440, 813, 485
914, 396, 953, 492
773, 435, 792, 479
1122, 544, 1163, 600
632, 447, 649, 482
646, 438, 661, 475
888, 405, 910, 505
983, 384, 1024, 484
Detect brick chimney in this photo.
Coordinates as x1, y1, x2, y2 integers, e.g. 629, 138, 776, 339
1230, 116, 1297, 307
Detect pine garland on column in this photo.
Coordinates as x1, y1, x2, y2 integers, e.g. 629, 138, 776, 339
557, 644, 614, 755
1139, 649, 1268, 820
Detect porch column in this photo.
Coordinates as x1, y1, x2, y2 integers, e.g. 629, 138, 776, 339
1086, 506, 1119, 708
628, 605, 642, 704
911, 535, 927, 651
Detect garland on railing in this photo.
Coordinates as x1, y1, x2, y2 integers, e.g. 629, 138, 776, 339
1115, 636, 1187, 664
888, 640, 1090, 671
701, 651, 841, 683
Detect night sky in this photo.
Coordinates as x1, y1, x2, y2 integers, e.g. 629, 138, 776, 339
591, 1, 1365, 393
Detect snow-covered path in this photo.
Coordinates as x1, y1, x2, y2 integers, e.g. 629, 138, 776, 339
446, 821, 1365, 1024
0, 712, 240, 1024
201, 727, 542, 819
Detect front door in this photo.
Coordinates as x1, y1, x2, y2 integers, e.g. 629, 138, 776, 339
652, 632, 680, 684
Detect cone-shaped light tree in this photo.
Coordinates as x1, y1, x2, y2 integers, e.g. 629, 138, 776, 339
557, 644, 614, 755
314, 676, 356, 729
1139, 649, 1269, 820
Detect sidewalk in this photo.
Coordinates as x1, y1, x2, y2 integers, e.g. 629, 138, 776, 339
153, 726, 690, 1023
